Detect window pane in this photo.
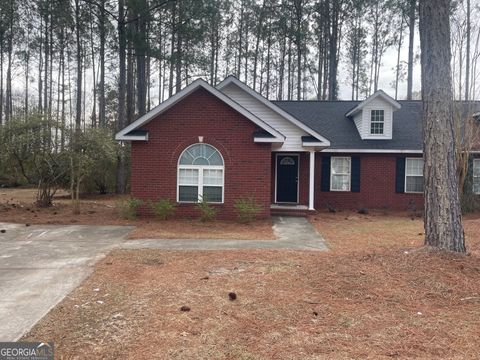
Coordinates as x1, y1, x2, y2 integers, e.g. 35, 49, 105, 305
179, 186, 198, 202
203, 186, 222, 202
179, 169, 199, 185
406, 176, 423, 192
331, 174, 350, 191
370, 122, 384, 134
332, 158, 350, 175
473, 160, 480, 177
406, 158, 423, 176
474, 178, 480, 194
371, 110, 384, 122
203, 169, 223, 185
179, 151, 195, 165
192, 157, 210, 165
179, 144, 223, 166
370, 110, 384, 134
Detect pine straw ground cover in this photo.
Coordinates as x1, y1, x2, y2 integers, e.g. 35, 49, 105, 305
22, 212, 480, 359
0, 188, 274, 240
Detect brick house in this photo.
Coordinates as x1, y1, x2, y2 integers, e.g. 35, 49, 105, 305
116, 76, 480, 219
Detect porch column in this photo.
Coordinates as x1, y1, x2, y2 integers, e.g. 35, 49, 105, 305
309, 150, 315, 210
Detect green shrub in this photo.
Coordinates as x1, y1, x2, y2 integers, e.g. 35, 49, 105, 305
196, 197, 218, 222
234, 197, 263, 223
117, 197, 143, 220
148, 198, 177, 220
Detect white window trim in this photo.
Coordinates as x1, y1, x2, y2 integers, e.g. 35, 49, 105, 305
404, 157, 424, 194
330, 156, 351, 192
473, 159, 480, 195
177, 144, 225, 204
370, 109, 385, 135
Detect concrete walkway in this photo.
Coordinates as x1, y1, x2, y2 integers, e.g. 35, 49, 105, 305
124, 216, 328, 251
0, 217, 326, 341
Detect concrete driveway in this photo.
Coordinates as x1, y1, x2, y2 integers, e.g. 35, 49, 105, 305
0, 222, 133, 341
0, 217, 327, 341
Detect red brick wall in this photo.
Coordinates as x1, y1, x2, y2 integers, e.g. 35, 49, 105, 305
315, 153, 424, 211
131, 88, 272, 219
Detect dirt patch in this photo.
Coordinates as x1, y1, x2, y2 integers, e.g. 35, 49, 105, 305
22, 248, 480, 359
0, 188, 275, 240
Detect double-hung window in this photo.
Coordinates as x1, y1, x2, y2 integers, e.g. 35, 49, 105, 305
178, 143, 224, 203
331, 157, 351, 191
405, 158, 423, 193
473, 159, 480, 194
370, 110, 385, 135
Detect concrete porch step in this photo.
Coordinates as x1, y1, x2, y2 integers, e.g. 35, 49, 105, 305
270, 204, 312, 217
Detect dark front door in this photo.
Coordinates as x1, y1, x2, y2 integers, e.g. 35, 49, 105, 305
276, 154, 299, 203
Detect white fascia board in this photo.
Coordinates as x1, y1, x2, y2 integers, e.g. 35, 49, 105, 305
254, 137, 284, 143
321, 149, 423, 154
303, 142, 326, 147
346, 90, 402, 117
116, 134, 148, 141
115, 78, 285, 142
217, 76, 331, 146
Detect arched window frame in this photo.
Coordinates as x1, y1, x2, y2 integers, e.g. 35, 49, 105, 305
177, 143, 225, 203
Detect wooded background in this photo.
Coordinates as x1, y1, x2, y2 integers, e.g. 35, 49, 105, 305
0, 0, 478, 198
0, 0, 478, 130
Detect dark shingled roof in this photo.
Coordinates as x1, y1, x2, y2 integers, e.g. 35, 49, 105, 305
273, 100, 480, 151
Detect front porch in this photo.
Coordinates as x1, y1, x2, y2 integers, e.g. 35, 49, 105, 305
270, 151, 317, 214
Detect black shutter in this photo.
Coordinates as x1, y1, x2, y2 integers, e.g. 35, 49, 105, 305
321, 156, 331, 192
351, 156, 361, 192
396, 157, 406, 193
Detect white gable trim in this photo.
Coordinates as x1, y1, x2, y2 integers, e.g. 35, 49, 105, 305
217, 76, 330, 146
115, 78, 286, 142
346, 90, 401, 118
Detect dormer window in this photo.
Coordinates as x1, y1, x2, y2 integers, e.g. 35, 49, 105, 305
370, 110, 384, 135
346, 90, 400, 140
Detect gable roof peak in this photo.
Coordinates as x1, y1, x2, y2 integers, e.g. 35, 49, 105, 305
346, 89, 401, 118
115, 77, 285, 142
217, 76, 330, 146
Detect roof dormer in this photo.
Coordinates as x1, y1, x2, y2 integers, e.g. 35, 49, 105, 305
346, 90, 401, 140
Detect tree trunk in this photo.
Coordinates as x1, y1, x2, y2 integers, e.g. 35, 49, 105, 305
328, 1, 339, 100
90, 17, 97, 127
75, 0, 82, 132
5, 31, 12, 122
419, 0, 465, 252
407, 0, 416, 100
99, 0, 106, 127
126, 9, 135, 122
136, 0, 147, 116
465, 0, 470, 101
168, 3, 176, 97
394, 21, 404, 100
116, 0, 127, 194
175, 0, 183, 92
0, 37, 3, 125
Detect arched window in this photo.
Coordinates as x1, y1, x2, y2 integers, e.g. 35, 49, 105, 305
178, 143, 224, 203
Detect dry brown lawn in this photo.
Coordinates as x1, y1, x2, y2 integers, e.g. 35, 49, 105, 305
310, 210, 480, 256
19, 207, 480, 359
0, 188, 274, 240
